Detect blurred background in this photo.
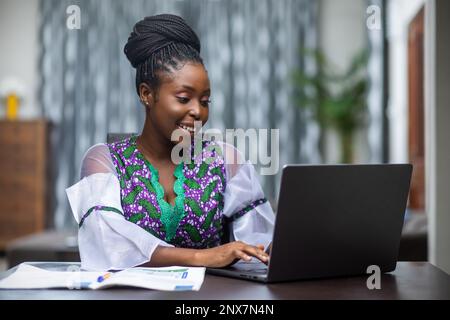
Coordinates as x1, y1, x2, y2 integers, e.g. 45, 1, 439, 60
0, 0, 448, 275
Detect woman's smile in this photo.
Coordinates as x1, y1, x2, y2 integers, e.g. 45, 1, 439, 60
177, 123, 195, 134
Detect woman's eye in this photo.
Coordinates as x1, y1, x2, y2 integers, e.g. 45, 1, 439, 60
201, 99, 211, 107
177, 97, 190, 104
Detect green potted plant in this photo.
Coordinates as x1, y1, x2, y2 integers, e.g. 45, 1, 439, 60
292, 48, 369, 163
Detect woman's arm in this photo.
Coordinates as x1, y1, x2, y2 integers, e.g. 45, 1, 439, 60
139, 241, 269, 268
218, 141, 275, 253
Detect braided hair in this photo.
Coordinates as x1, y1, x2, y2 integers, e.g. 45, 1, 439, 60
124, 14, 204, 97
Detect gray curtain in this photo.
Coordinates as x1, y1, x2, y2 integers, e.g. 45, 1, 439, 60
366, 0, 387, 162
39, 0, 318, 229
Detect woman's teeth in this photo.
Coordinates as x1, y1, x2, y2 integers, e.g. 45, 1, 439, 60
178, 124, 195, 133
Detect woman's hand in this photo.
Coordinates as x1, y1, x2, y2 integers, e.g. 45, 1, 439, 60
194, 241, 269, 268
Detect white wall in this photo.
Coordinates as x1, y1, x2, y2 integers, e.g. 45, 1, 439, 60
387, 0, 426, 163
0, 0, 40, 119
319, 0, 366, 73
318, 0, 369, 163
425, 0, 450, 275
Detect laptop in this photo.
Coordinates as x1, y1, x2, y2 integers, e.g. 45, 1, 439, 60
206, 164, 413, 283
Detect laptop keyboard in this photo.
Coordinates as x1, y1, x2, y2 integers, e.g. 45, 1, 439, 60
231, 260, 268, 273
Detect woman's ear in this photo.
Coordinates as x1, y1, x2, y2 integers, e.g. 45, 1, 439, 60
139, 82, 154, 109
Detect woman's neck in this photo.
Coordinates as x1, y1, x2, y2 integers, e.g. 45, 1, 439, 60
137, 121, 173, 164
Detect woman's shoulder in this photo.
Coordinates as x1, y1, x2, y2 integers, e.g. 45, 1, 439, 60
213, 141, 243, 161
83, 143, 109, 158
205, 140, 246, 179
80, 143, 116, 178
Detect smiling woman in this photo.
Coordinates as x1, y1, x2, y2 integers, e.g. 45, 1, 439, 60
65, 14, 274, 271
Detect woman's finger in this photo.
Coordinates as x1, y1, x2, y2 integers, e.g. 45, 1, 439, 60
242, 246, 269, 262
235, 250, 252, 261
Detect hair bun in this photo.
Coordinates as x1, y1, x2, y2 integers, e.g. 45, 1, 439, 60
124, 14, 201, 68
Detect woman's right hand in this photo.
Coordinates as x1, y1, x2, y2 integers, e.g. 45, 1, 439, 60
195, 241, 269, 268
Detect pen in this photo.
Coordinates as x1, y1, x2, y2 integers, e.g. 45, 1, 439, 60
97, 272, 112, 283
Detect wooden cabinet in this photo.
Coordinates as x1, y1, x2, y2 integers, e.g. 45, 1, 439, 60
0, 120, 49, 250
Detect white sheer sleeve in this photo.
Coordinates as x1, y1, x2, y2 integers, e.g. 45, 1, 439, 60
217, 141, 275, 251
66, 144, 172, 271
80, 143, 117, 178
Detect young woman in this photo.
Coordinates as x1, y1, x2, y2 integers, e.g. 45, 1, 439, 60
66, 14, 274, 271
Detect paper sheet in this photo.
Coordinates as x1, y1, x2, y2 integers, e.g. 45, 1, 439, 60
0, 263, 205, 291
0, 264, 100, 289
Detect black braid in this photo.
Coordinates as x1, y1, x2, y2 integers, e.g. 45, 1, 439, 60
124, 14, 204, 96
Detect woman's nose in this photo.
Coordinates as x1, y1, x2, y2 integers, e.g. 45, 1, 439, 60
188, 102, 201, 120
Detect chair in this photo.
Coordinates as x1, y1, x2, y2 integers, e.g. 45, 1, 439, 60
5, 230, 79, 269
106, 133, 135, 144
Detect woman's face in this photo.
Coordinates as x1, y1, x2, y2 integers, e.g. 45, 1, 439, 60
143, 62, 210, 143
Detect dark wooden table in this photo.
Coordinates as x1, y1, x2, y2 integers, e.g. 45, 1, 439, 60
0, 262, 449, 300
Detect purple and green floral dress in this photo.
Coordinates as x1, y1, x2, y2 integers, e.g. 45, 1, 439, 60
107, 135, 230, 249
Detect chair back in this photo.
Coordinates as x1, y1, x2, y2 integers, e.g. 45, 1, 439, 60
106, 133, 135, 144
